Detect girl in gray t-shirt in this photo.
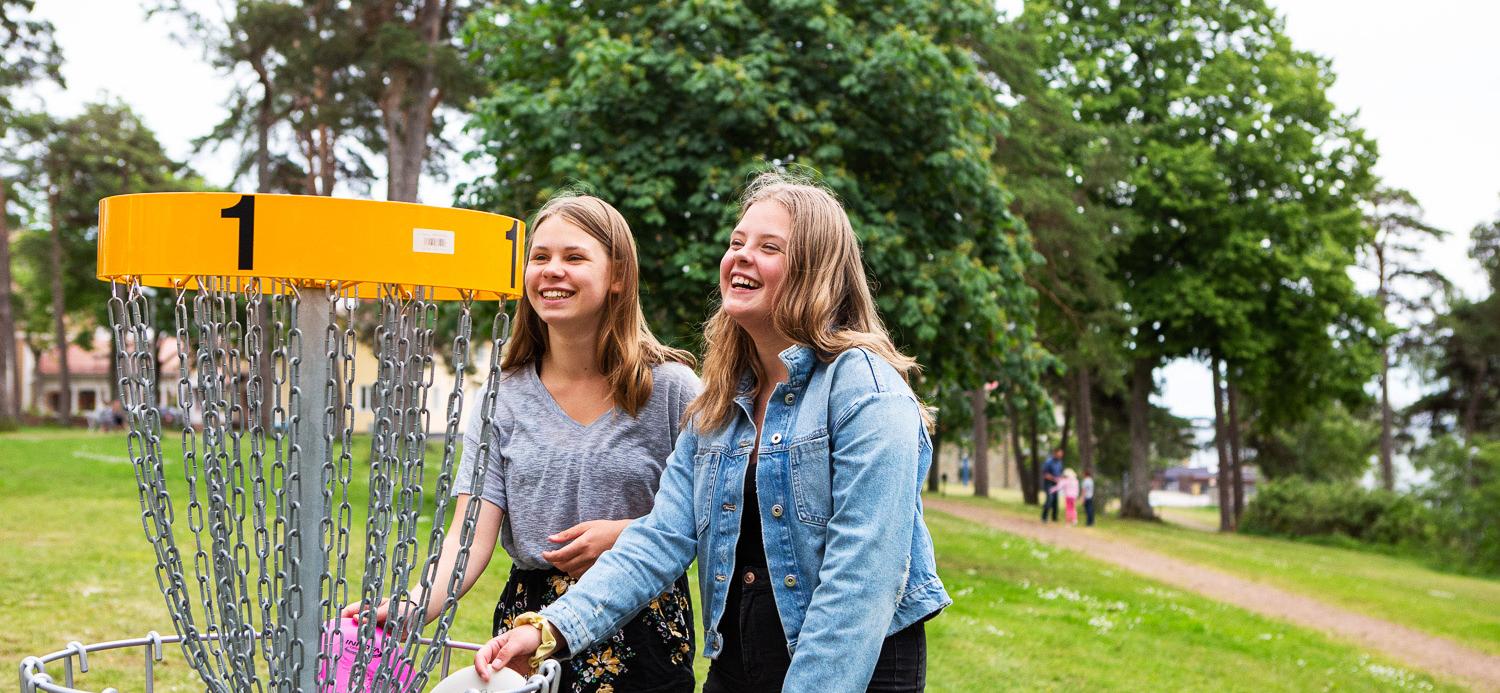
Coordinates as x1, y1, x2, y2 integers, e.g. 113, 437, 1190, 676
344, 194, 700, 692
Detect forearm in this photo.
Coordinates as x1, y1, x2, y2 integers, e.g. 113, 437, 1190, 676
410, 496, 501, 622
540, 437, 700, 654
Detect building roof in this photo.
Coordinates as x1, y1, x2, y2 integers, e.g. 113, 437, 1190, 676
37, 334, 112, 377
1157, 465, 1259, 481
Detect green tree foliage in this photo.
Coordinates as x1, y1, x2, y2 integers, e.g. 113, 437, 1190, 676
11, 101, 195, 350
1, 0, 63, 422
1027, 0, 1380, 522
1409, 209, 1500, 441
1245, 433, 1500, 578
1413, 434, 1500, 575
1249, 401, 1376, 482
461, 1, 1043, 407
1240, 477, 1432, 551
1087, 390, 1196, 475
155, 0, 373, 195
157, 0, 479, 201
985, 10, 1134, 484
1361, 186, 1447, 489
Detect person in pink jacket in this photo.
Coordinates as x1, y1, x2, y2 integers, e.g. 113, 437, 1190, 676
1057, 469, 1081, 526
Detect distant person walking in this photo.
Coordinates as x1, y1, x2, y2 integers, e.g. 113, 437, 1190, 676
1058, 469, 1080, 526
1082, 471, 1096, 527
1041, 448, 1063, 523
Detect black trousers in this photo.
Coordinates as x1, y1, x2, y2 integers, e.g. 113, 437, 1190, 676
1084, 497, 1096, 526
1042, 491, 1060, 522
703, 565, 927, 692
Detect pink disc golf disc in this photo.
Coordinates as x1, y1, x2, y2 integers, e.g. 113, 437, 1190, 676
319, 617, 416, 692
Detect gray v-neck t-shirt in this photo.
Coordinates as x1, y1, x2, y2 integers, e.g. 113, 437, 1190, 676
453, 361, 700, 569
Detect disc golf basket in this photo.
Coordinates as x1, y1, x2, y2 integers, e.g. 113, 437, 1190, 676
18, 193, 558, 693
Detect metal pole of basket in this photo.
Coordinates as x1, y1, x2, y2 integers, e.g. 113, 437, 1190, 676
289, 286, 333, 693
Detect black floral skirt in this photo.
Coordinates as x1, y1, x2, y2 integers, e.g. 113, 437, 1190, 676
494, 566, 695, 693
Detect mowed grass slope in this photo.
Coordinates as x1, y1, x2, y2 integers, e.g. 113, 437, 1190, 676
942, 492, 1500, 658
2, 431, 1452, 690
924, 511, 1449, 691
0, 429, 513, 691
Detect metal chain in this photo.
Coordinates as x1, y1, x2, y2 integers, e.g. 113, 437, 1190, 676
416, 302, 511, 692
404, 292, 484, 692
103, 275, 510, 692
267, 279, 292, 692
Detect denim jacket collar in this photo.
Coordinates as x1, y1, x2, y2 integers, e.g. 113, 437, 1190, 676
734, 344, 819, 415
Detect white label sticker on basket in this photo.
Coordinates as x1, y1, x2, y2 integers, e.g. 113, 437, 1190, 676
413, 228, 455, 255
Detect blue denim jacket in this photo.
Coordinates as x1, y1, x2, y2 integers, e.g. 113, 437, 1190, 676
541, 344, 951, 690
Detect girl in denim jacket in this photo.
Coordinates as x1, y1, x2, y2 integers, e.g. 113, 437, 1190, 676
477, 172, 951, 692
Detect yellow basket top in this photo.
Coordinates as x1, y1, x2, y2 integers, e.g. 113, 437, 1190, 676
97, 192, 525, 301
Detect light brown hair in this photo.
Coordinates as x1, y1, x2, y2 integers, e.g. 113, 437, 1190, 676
502, 194, 694, 416
686, 171, 928, 433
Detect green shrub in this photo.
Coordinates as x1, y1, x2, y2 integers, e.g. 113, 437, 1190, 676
1243, 452, 1500, 577
1241, 477, 1425, 543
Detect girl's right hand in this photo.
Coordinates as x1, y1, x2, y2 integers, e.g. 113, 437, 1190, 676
339, 600, 389, 625
474, 627, 542, 681
339, 598, 423, 626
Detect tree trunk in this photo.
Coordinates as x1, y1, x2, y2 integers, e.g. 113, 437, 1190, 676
927, 418, 941, 493
150, 317, 163, 409
253, 58, 274, 193
1076, 366, 1096, 476
28, 339, 42, 414
971, 388, 990, 498
1461, 359, 1486, 446
1120, 356, 1156, 519
1378, 332, 1395, 491
0, 176, 18, 421
253, 93, 276, 428
1000, 416, 1011, 489
1059, 394, 1073, 456
1211, 357, 1233, 532
1376, 241, 1395, 490
1228, 379, 1246, 528
1008, 394, 1035, 503
380, 0, 445, 203
1027, 399, 1041, 500
48, 189, 71, 425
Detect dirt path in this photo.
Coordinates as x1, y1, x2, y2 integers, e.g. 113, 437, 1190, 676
927, 498, 1500, 692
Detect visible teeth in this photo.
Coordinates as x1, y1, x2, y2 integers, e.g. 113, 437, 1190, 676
732, 276, 761, 289
541, 290, 574, 299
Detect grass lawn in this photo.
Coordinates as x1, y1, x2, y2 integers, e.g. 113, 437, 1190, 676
938, 490, 1500, 658
2, 430, 1452, 690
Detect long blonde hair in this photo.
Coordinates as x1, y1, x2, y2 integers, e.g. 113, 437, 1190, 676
686, 171, 927, 433
502, 194, 694, 416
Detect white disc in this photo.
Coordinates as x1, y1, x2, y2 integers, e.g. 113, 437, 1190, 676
428, 664, 529, 693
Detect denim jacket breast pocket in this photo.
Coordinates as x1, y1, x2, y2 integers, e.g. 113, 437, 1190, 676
692, 450, 721, 535
788, 432, 832, 526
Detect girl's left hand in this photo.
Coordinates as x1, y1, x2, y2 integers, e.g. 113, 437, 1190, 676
542, 519, 632, 577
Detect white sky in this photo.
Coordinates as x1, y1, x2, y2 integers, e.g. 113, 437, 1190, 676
26, 0, 1500, 429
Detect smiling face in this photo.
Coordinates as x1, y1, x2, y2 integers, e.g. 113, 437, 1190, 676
720, 200, 792, 337
525, 216, 619, 329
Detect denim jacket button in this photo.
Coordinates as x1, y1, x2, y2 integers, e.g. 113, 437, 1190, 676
715, 574, 726, 582
770, 432, 782, 444
783, 575, 797, 588
722, 503, 736, 512
784, 392, 795, 405
771, 504, 784, 518
738, 439, 751, 447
